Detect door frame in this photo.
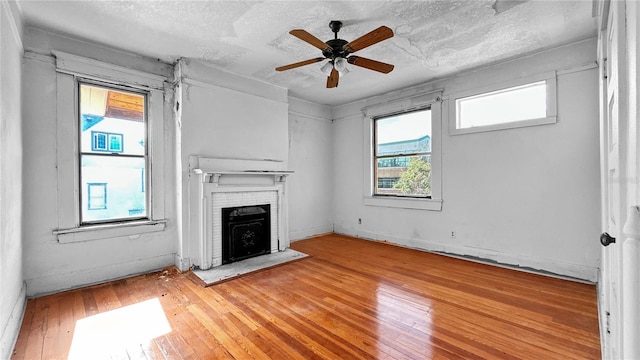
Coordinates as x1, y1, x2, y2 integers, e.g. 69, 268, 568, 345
596, 1, 640, 359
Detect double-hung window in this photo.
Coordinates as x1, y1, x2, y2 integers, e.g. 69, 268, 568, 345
53, 51, 167, 242
374, 108, 432, 197
79, 82, 147, 223
363, 91, 443, 211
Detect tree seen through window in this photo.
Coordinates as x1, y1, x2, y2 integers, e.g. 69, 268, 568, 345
374, 109, 431, 197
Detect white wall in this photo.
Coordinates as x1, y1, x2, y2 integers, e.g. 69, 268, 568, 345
332, 39, 602, 281
174, 59, 290, 268
176, 59, 289, 163
288, 97, 334, 240
21, 29, 179, 297
0, 1, 26, 358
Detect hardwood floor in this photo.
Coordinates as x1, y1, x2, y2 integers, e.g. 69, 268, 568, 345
12, 234, 601, 359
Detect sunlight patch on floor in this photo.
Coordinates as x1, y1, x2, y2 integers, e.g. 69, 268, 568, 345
67, 298, 171, 360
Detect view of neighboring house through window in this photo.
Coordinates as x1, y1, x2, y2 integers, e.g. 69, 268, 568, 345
79, 83, 147, 223
374, 108, 432, 197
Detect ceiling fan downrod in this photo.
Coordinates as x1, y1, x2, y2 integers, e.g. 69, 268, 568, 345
324, 21, 348, 60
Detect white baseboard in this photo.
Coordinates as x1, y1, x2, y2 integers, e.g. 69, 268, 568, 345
1, 282, 26, 360
334, 225, 598, 282
25, 253, 175, 297
289, 224, 334, 242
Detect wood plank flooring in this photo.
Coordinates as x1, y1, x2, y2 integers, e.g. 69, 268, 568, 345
11, 234, 601, 359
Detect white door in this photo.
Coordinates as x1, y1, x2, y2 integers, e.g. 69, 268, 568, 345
599, 1, 626, 358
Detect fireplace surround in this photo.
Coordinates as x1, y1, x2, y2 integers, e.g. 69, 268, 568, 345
189, 156, 292, 270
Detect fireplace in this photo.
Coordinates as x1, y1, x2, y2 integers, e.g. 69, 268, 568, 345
222, 204, 271, 264
187, 156, 292, 270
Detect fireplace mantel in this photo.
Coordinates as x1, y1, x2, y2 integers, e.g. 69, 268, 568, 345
188, 157, 293, 270
192, 169, 293, 184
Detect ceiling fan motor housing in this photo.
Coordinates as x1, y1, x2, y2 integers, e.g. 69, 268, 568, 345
323, 20, 348, 60
323, 39, 349, 59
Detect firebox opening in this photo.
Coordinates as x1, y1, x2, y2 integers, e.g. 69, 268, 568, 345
221, 204, 271, 264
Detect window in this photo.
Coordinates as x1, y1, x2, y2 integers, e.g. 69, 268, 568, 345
87, 183, 107, 210
53, 51, 166, 243
449, 72, 557, 135
377, 178, 399, 189
91, 131, 123, 153
92, 132, 107, 151
374, 109, 432, 197
362, 91, 443, 211
79, 83, 147, 224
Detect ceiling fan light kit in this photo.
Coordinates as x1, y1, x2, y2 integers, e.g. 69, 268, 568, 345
320, 61, 334, 75
276, 20, 395, 88
334, 57, 348, 72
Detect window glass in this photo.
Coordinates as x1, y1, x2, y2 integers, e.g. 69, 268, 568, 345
456, 81, 547, 129
374, 109, 431, 197
79, 83, 147, 223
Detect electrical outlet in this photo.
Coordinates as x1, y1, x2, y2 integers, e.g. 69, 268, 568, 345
358, 218, 362, 224
450, 231, 456, 238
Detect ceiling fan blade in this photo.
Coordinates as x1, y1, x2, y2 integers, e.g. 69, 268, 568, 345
343, 26, 393, 53
347, 56, 394, 74
276, 57, 325, 71
327, 68, 339, 88
289, 29, 331, 52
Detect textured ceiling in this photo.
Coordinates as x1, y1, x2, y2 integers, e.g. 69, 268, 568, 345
16, 0, 597, 106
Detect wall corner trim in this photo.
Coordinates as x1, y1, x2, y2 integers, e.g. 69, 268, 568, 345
0, 282, 27, 360
1, 1, 24, 52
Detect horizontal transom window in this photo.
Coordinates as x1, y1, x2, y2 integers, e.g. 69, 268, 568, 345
457, 81, 546, 128
449, 73, 557, 135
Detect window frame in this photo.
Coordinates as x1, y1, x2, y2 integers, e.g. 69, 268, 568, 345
362, 90, 443, 211
79, 80, 148, 224
448, 71, 557, 135
53, 51, 167, 243
373, 107, 433, 198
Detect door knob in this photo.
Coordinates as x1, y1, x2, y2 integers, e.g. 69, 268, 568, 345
600, 232, 616, 246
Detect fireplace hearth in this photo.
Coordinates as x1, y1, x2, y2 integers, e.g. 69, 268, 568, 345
222, 204, 271, 264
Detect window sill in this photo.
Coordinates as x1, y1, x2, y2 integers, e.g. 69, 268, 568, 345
449, 116, 557, 136
364, 196, 443, 211
54, 219, 167, 243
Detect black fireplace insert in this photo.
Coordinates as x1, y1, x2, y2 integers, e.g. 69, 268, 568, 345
221, 204, 271, 264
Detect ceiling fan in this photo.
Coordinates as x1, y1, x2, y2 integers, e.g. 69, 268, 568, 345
275, 20, 394, 88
